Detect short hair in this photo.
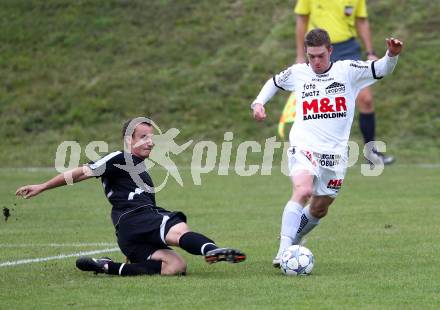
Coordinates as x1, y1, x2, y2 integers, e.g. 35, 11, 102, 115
304, 28, 331, 49
122, 117, 152, 139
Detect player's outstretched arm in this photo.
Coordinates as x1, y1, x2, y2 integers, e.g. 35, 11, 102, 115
367, 38, 403, 79
15, 166, 94, 199
251, 76, 281, 122
386, 37, 403, 57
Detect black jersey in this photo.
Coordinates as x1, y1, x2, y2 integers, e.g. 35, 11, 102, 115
88, 151, 157, 226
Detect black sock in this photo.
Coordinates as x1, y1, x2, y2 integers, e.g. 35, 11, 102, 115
107, 260, 161, 276
359, 112, 376, 145
179, 232, 218, 255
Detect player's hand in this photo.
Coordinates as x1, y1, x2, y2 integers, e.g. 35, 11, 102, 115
386, 38, 403, 57
15, 184, 45, 199
367, 54, 379, 61
252, 103, 266, 122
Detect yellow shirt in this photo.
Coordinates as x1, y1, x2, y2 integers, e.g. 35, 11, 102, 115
294, 0, 368, 43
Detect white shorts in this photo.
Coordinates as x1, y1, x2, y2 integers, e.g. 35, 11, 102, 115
287, 147, 348, 198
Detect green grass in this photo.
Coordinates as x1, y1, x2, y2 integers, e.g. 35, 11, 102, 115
0, 0, 439, 166
1, 166, 439, 309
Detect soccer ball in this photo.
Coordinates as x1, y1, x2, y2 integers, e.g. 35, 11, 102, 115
280, 245, 314, 276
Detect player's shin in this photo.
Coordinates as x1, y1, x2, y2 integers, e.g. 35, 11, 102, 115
107, 260, 162, 276
292, 205, 320, 244
359, 112, 376, 145
179, 232, 217, 255
276, 201, 304, 258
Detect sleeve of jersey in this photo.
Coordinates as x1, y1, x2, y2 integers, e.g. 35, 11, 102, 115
355, 0, 368, 18
347, 53, 398, 90
87, 151, 123, 178
252, 78, 279, 106
252, 67, 295, 106
273, 67, 295, 91
294, 0, 310, 15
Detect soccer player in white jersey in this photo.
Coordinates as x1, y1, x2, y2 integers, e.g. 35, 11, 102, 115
250, 28, 403, 267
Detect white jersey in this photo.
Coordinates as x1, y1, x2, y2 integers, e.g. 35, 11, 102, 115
253, 54, 398, 154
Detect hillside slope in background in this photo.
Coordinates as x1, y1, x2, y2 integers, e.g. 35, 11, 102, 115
1, 0, 439, 166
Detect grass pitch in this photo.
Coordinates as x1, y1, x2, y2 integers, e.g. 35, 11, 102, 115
1, 165, 439, 309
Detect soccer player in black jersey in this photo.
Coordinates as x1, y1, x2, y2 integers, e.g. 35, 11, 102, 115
16, 117, 246, 276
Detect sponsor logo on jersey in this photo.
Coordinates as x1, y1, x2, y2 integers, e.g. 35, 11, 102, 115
312, 77, 334, 82
349, 61, 369, 69
302, 83, 320, 98
300, 150, 317, 167
344, 5, 353, 16
277, 68, 292, 84
325, 82, 345, 95
327, 179, 343, 190
302, 97, 347, 121
313, 152, 341, 167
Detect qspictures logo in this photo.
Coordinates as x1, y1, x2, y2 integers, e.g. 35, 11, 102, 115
119, 117, 193, 193
54, 118, 388, 193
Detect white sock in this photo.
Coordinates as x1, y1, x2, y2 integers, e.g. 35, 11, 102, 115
276, 236, 292, 259
292, 205, 320, 244
275, 201, 303, 258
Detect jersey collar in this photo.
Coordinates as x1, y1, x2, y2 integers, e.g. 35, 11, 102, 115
320, 62, 333, 74
307, 62, 333, 75
123, 151, 145, 164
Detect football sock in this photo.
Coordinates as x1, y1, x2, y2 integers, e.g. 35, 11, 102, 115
276, 201, 303, 257
179, 232, 217, 255
292, 205, 320, 244
276, 236, 293, 258
107, 260, 162, 276
359, 112, 376, 145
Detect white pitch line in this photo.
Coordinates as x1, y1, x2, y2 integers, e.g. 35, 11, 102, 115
0, 243, 117, 248
0, 247, 119, 268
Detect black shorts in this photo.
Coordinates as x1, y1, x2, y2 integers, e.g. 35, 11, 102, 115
114, 205, 187, 263
331, 38, 362, 62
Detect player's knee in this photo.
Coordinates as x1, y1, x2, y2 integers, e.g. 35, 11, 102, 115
174, 259, 187, 274
161, 257, 187, 276
310, 206, 328, 219
293, 186, 313, 202
177, 223, 191, 237
166, 222, 191, 245
357, 93, 374, 113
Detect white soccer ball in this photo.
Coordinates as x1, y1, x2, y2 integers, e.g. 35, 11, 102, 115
280, 245, 314, 276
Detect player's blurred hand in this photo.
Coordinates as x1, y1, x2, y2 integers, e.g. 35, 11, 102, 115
252, 103, 266, 122
15, 184, 45, 199
296, 55, 307, 64
386, 38, 403, 57
367, 54, 379, 61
